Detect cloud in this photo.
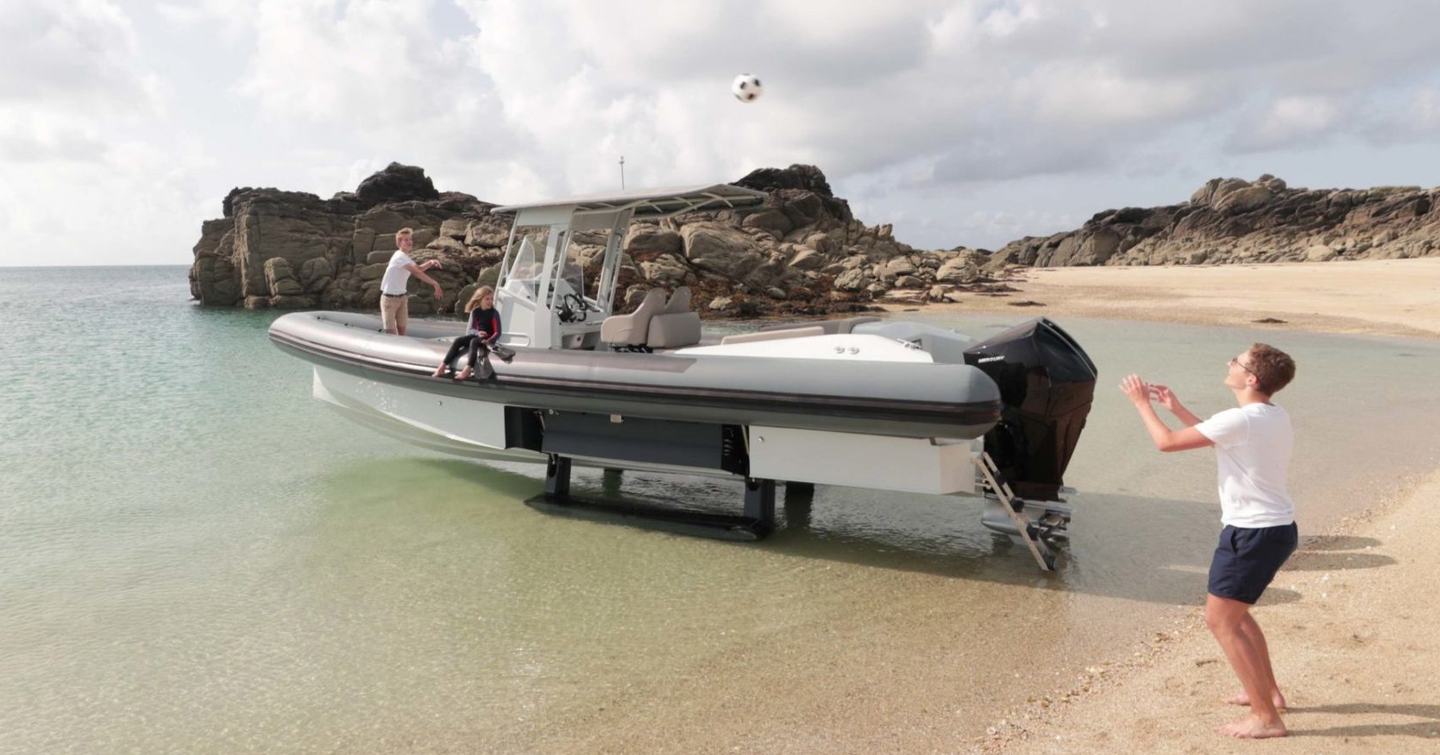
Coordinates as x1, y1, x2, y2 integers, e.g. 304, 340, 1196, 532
1227, 95, 1345, 153
6, 0, 1440, 264
0, 0, 148, 106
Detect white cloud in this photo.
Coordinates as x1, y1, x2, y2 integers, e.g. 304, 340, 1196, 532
4, 0, 1440, 263
1228, 95, 1344, 153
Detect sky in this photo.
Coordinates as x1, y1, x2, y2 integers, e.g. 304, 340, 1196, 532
2, 0, 1439, 267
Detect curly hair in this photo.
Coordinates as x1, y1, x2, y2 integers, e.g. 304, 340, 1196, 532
1248, 343, 1296, 395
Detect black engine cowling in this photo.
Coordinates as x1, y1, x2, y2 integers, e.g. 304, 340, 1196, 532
963, 318, 1097, 502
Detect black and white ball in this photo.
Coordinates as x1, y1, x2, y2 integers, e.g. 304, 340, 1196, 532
731, 73, 763, 102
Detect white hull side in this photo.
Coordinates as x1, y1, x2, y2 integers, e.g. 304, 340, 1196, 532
748, 426, 981, 495
311, 367, 739, 477
312, 367, 985, 494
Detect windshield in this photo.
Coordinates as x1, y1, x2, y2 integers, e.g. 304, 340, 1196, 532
502, 226, 549, 301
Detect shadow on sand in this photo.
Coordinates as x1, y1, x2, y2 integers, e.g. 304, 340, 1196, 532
1288, 702, 1440, 739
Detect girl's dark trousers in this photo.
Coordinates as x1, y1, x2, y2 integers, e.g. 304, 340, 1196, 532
442, 334, 488, 371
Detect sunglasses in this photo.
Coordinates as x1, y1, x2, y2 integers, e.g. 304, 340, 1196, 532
1228, 357, 1256, 376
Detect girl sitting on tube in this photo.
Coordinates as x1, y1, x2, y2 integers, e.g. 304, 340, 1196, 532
433, 286, 502, 380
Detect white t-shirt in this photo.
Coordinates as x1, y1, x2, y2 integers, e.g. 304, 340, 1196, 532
1195, 403, 1295, 528
380, 250, 415, 295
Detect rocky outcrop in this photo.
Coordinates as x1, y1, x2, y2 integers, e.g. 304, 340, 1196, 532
189, 163, 1009, 318
989, 175, 1440, 270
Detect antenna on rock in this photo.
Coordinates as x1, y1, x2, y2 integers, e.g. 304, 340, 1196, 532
619, 155, 625, 190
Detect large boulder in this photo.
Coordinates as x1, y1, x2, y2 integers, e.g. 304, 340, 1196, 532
639, 255, 691, 287
935, 257, 980, 284
264, 257, 304, 296
736, 164, 835, 197
354, 162, 439, 208
681, 222, 765, 280
624, 224, 683, 255
740, 208, 794, 237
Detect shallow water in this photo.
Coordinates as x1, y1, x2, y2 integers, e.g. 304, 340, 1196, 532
2, 267, 1437, 751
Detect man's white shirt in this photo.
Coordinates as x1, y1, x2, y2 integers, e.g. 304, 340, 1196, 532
380, 250, 416, 295
1195, 403, 1295, 528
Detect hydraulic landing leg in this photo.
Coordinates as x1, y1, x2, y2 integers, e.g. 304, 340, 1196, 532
743, 478, 776, 538
523, 456, 776, 542
545, 454, 571, 498
974, 452, 1057, 572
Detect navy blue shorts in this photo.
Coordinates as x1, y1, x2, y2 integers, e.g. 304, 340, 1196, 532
1208, 523, 1298, 604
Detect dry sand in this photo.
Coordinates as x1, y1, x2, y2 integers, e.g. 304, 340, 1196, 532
991, 469, 1440, 754
914, 257, 1440, 340
928, 258, 1440, 752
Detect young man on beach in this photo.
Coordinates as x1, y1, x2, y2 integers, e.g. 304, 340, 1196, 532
1119, 343, 1298, 740
379, 227, 444, 336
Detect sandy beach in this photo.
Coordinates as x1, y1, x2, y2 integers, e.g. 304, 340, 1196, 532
991, 468, 1440, 753
914, 257, 1440, 340
942, 258, 1440, 752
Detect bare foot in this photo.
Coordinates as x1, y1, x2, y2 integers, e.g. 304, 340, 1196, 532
432, 366, 448, 378
1217, 715, 1287, 739
1226, 691, 1287, 710
456, 368, 473, 380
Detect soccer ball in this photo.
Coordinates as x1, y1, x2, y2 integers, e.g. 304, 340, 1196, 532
731, 73, 763, 102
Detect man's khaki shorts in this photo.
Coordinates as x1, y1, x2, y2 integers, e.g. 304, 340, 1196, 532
380, 294, 408, 334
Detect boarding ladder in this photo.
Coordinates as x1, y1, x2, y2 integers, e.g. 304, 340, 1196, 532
974, 452, 1062, 572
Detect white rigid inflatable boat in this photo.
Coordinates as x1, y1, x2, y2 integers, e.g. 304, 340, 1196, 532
270, 184, 1098, 570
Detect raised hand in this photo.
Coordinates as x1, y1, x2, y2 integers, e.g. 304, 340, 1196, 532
1149, 384, 1180, 412
1119, 374, 1151, 405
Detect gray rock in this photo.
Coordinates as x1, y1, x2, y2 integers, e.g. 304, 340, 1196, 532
787, 247, 825, 271
355, 162, 439, 208
624, 224, 683, 255
834, 268, 870, 292
682, 222, 764, 279
639, 256, 690, 286
741, 208, 794, 237
1215, 185, 1273, 214
893, 275, 924, 289
264, 257, 304, 296
440, 217, 469, 239
935, 257, 979, 284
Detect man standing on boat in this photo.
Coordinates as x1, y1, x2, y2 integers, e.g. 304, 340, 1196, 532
379, 227, 444, 336
1119, 343, 1298, 740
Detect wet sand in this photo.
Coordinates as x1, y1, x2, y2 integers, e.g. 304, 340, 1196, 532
994, 470, 1440, 753
909, 257, 1440, 339
504, 262, 1440, 753
910, 258, 1440, 752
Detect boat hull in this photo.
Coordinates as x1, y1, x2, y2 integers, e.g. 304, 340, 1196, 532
270, 311, 1002, 440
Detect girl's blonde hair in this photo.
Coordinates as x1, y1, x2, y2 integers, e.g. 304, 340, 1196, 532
464, 285, 495, 313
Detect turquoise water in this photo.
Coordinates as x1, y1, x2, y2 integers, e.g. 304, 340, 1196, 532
3, 266, 1438, 751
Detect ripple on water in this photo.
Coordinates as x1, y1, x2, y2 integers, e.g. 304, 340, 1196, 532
3, 268, 1440, 750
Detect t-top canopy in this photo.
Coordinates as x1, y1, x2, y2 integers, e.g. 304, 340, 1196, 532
494, 183, 768, 219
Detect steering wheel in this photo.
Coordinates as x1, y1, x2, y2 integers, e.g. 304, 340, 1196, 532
561, 293, 589, 323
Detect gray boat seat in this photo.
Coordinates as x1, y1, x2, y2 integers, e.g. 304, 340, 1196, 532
601, 288, 667, 346
646, 287, 702, 348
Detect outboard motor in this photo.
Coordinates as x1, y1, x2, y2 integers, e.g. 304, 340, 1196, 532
963, 318, 1096, 502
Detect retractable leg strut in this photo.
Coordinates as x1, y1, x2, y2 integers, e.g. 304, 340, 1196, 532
545, 454, 572, 498
743, 478, 776, 538
974, 452, 1057, 572
526, 454, 775, 542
